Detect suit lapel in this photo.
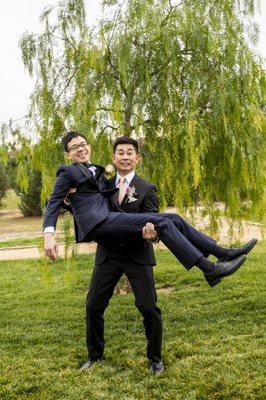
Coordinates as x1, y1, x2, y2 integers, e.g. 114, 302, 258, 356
94, 164, 106, 192
76, 163, 94, 180
75, 163, 105, 186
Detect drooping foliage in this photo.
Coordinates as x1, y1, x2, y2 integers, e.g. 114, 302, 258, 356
11, 0, 266, 222
0, 162, 10, 208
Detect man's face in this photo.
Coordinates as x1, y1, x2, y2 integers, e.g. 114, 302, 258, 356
66, 136, 91, 163
112, 143, 140, 175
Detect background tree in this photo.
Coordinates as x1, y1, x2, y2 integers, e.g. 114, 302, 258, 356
0, 126, 43, 216
17, 0, 265, 224
18, 169, 42, 217
0, 161, 10, 209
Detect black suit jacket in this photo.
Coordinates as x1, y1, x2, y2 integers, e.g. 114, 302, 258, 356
95, 173, 159, 266
43, 163, 117, 242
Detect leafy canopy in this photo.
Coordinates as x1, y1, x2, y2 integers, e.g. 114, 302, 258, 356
12, 0, 266, 223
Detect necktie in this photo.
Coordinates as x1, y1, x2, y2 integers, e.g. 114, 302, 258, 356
118, 177, 126, 204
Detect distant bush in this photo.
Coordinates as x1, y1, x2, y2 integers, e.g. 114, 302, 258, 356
0, 162, 10, 208
6, 157, 18, 190
18, 170, 42, 217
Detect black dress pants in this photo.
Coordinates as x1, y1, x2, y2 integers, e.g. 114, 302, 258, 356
90, 213, 221, 270
86, 253, 162, 363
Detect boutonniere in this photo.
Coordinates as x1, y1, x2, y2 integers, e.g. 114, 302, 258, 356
104, 164, 116, 179
126, 186, 138, 203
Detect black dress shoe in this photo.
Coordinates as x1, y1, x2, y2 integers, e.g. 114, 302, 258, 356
205, 255, 247, 287
150, 360, 164, 374
80, 359, 93, 370
219, 238, 257, 261
80, 358, 103, 370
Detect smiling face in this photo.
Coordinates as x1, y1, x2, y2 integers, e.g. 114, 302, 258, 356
112, 143, 140, 176
65, 136, 91, 164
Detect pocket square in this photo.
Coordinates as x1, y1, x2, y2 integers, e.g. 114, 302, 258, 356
128, 197, 138, 203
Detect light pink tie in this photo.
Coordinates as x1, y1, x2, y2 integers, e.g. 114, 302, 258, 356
118, 177, 126, 204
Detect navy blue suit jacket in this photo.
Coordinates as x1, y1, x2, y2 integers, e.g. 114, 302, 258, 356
95, 174, 159, 266
43, 163, 117, 242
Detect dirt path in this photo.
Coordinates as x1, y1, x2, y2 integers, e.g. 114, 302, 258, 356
0, 207, 263, 261
0, 242, 97, 260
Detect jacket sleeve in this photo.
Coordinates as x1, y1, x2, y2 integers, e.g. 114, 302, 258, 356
43, 166, 75, 230
141, 185, 159, 213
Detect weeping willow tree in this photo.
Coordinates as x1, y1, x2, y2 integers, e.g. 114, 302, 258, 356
18, 0, 265, 225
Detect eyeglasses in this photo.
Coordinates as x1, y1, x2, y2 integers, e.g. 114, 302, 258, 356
68, 142, 88, 152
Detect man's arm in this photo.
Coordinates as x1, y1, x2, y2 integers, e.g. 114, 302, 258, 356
141, 184, 159, 242
43, 167, 75, 228
43, 166, 75, 260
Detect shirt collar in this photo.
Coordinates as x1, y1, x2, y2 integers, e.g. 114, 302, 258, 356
116, 171, 135, 185
88, 165, 97, 176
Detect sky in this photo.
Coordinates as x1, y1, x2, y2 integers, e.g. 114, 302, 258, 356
0, 0, 265, 127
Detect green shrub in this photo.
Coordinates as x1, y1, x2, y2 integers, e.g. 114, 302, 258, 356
18, 170, 42, 216
0, 162, 10, 208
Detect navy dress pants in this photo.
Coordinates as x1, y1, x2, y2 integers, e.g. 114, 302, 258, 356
86, 253, 162, 363
90, 213, 219, 270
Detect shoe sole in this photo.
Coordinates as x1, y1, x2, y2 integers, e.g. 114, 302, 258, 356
150, 366, 165, 374
209, 255, 247, 287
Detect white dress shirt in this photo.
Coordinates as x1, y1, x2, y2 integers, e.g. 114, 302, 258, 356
115, 171, 135, 190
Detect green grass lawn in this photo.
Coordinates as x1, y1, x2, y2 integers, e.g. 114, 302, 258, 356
0, 243, 265, 400
0, 237, 63, 249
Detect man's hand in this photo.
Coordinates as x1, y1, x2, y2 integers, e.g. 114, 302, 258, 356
142, 222, 158, 242
44, 233, 59, 261
64, 188, 77, 206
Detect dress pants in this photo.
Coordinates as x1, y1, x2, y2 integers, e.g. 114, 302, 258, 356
90, 213, 221, 270
86, 252, 162, 363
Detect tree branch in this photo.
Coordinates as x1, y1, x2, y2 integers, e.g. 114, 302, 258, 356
53, 65, 79, 105
98, 124, 120, 135
168, 0, 186, 11
96, 107, 123, 113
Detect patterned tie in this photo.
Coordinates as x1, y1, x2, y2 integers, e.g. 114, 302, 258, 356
118, 177, 126, 204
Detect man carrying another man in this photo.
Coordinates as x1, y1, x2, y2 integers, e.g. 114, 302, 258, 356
84, 136, 164, 373
45, 135, 165, 373
44, 132, 257, 373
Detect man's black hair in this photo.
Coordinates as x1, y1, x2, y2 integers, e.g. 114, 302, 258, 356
113, 136, 139, 154
62, 131, 88, 152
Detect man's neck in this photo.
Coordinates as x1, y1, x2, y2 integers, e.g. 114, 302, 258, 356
73, 160, 91, 165
117, 169, 135, 177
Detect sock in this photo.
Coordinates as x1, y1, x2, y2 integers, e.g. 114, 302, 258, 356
210, 244, 228, 258
195, 256, 215, 274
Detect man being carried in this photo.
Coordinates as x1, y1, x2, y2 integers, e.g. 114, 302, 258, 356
44, 134, 257, 300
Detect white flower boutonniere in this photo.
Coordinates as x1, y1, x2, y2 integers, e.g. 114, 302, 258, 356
104, 164, 116, 179
126, 186, 138, 203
